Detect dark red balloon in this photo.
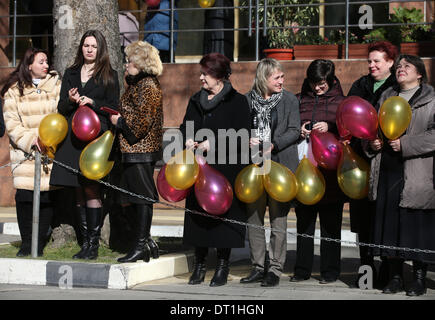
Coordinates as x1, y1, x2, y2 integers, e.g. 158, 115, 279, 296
336, 96, 378, 140
194, 156, 233, 216
157, 164, 190, 202
146, 0, 160, 7
311, 130, 343, 170
72, 105, 101, 141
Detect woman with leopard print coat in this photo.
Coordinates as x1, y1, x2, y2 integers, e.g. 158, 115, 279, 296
110, 41, 163, 263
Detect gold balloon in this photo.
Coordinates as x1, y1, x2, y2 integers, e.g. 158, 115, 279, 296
235, 164, 264, 203
165, 149, 199, 190
379, 96, 412, 140
39, 113, 68, 148
198, 0, 215, 8
337, 144, 370, 200
262, 160, 298, 203
295, 156, 326, 205
79, 131, 114, 180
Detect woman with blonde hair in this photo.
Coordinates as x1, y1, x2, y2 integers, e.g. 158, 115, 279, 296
240, 58, 300, 287
110, 41, 163, 263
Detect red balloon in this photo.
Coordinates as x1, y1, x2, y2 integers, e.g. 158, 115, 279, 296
311, 130, 343, 170
146, 0, 160, 7
194, 156, 233, 216
157, 164, 190, 202
72, 105, 101, 141
336, 96, 378, 140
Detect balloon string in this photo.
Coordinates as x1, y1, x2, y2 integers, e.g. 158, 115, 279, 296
16, 151, 435, 256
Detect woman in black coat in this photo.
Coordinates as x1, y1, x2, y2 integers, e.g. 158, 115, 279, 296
179, 53, 251, 287
50, 30, 120, 260
347, 41, 398, 287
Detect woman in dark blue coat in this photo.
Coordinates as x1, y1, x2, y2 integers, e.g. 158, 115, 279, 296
179, 53, 251, 287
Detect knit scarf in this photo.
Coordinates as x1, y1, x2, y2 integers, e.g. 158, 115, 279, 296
250, 90, 282, 141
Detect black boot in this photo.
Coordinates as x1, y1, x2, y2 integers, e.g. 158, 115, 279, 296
117, 204, 151, 263
84, 207, 103, 260
188, 247, 208, 285
143, 204, 159, 259
382, 258, 404, 294
406, 260, 427, 296
73, 206, 89, 259
210, 248, 231, 287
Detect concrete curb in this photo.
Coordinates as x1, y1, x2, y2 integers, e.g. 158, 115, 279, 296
0, 252, 194, 290
0, 222, 357, 246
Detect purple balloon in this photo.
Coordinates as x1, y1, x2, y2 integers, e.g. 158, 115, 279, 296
72, 105, 101, 141
194, 158, 233, 216
157, 164, 190, 202
337, 96, 378, 140
311, 130, 343, 170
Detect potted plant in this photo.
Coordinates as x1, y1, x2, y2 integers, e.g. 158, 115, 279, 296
241, 0, 318, 60
362, 7, 435, 57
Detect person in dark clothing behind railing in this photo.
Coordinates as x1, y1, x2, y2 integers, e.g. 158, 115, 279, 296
347, 41, 398, 288
291, 59, 346, 284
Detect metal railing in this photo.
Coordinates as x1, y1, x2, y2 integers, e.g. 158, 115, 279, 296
0, 0, 433, 66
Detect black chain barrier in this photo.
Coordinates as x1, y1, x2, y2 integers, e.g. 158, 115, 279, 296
6, 152, 435, 256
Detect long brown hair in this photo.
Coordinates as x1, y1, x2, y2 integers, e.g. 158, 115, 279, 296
1, 47, 54, 97
71, 30, 115, 87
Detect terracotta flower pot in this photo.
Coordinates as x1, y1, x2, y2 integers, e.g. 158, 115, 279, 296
263, 48, 294, 60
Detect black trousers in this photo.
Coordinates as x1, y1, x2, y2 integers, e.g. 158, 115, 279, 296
15, 190, 54, 251
294, 202, 344, 279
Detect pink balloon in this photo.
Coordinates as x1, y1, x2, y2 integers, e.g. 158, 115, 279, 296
157, 164, 190, 202
336, 100, 352, 139
337, 96, 378, 140
311, 130, 343, 170
194, 156, 233, 216
72, 105, 101, 141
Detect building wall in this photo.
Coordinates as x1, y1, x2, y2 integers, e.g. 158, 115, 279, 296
0, 58, 434, 206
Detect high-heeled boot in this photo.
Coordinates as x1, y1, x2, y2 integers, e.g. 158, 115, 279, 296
188, 247, 208, 285
406, 260, 427, 296
210, 248, 231, 287
84, 207, 103, 260
117, 204, 151, 263
382, 258, 404, 294
73, 206, 89, 259
143, 204, 159, 259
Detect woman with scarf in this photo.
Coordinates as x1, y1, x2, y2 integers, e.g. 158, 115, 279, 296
291, 59, 346, 284
240, 58, 300, 287
179, 52, 251, 287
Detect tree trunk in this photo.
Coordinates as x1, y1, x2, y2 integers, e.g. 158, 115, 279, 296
52, 0, 124, 90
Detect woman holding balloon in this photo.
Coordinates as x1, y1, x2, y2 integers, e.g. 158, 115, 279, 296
291, 59, 346, 284
179, 52, 251, 287
50, 30, 120, 260
109, 41, 163, 263
1, 47, 62, 256
366, 55, 435, 296
239, 58, 300, 287
347, 41, 398, 287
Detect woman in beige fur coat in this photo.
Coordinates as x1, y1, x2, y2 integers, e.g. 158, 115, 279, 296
1, 47, 61, 257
